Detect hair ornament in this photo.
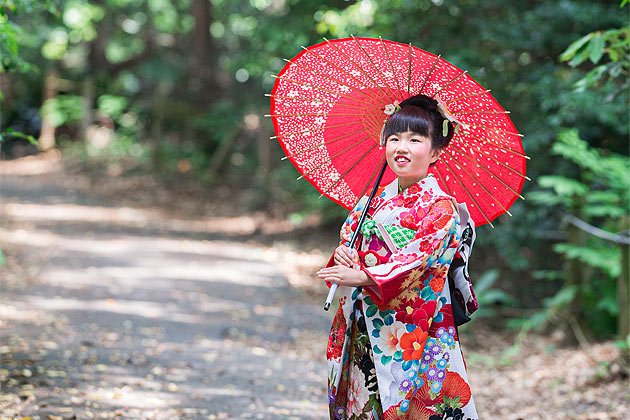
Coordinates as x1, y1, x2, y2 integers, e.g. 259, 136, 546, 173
380, 100, 401, 146
435, 94, 468, 136
383, 100, 401, 116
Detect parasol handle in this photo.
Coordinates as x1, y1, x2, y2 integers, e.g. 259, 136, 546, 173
324, 160, 389, 311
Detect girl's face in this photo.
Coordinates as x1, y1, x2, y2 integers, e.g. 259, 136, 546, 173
385, 131, 441, 189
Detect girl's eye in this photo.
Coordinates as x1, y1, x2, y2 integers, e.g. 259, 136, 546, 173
389, 137, 399, 141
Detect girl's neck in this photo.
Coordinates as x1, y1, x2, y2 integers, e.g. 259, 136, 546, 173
398, 174, 426, 191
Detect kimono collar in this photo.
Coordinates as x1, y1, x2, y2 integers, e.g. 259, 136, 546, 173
393, 174, 440, 197
371, 174, 446, 215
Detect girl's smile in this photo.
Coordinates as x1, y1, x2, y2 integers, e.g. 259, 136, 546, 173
385, 131, 441, 189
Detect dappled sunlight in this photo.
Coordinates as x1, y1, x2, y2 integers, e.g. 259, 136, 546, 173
22, 295, 206, 324
2, 202, 259, 235
82, 387, 179, 409
0, 227, 284, 288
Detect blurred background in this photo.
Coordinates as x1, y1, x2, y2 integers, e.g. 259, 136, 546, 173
1, 0, 628, 419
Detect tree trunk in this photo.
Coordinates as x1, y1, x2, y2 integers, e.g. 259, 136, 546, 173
563, 220, 584, 344
619, 218, 630, 341
38, 67, 58, 151
257, 121, 272, 184
79, 76, 95, 143
619, 243, 629, 341
190, 0, 216, 105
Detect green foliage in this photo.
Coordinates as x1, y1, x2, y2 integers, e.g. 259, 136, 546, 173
0, 0, 59, 72
40, 95, 84, 127
529, 128, 629, 337
560, 21, 629, 93
553, 242, 620, 278
0, 127, 37, 144
472, 269, 517, 318
531, 128, 629, 215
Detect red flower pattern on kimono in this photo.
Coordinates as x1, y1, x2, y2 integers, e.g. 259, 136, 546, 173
327, 308, 346, 360
396, 299, 437, 329
400, 328, 428, 361
400, 207, 426, 231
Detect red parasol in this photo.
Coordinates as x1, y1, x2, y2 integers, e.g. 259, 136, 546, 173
267, 37, 528, 228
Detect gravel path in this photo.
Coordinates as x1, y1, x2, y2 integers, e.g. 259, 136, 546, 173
0, 172, 331, 419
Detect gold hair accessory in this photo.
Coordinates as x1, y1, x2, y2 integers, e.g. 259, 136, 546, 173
435, 94, 468, 136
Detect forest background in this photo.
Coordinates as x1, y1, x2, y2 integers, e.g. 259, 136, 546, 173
1, 0, 629, 373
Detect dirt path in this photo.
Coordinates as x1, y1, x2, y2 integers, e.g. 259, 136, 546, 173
0, 162, 331, 419
1, 154, 628, 420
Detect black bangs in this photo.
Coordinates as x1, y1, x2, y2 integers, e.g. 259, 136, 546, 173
383, 105, 433, 141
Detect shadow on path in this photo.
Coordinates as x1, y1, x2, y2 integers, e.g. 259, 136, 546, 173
1, 174, 331, 419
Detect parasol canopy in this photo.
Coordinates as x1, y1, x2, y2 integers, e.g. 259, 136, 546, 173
267, 36, 528, 227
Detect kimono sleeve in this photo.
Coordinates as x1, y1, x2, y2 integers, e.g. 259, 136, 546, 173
363, 199, 459, 305
324, 196, 368, 269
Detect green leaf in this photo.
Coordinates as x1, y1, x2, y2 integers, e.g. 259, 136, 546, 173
583, 205, 626, 219
560, 32, 594, 62
1, 129, 37, 145
527, 190, 567, 207
478, 289, 517, 306
553, 243, 620, 277
366, 304, 377, 317
543, 285, 578, 309
568, 41, 593, 67
589, 33, 605, 63
473, 269, 499, 294
609, 48, 619, 62
538, 175, 588, 198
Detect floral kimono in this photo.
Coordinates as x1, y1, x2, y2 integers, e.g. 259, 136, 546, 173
326, 174, 478, 420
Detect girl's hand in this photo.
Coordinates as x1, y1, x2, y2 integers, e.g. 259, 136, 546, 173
334, 245, 358, 268
317, 265, 375, 287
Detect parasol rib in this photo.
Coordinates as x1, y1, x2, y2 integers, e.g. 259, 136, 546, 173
380, 37, 405, 102
447, 89, 491, 104
323, 37, 396, 104
351, 36, 400, 105
452, 110, 510, 115
266, 93, 365, 110
460, 130, 531, 159
465, 123, 523, 137
271, 75, 377, 107
320, 142, 380, 197
291, 51, 383, 129
407, 44, 412, 97
270, 121, 360, 140
282, 57, 376, 103
449, 142, 525, 200
456, 140, 530, 181
417, 54, 441, 96
433, 165, 454, 197
265, 112, 360, 118
430, 70, 468, 99
442, 149, 513, 216
298, 46, 382, 101
297, 134, 373, 180
354, 155, 386, 207
440, 159, 494, 228
281, 127, 374, 160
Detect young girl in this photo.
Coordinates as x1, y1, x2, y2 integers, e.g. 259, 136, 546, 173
318, 94, 478, 420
